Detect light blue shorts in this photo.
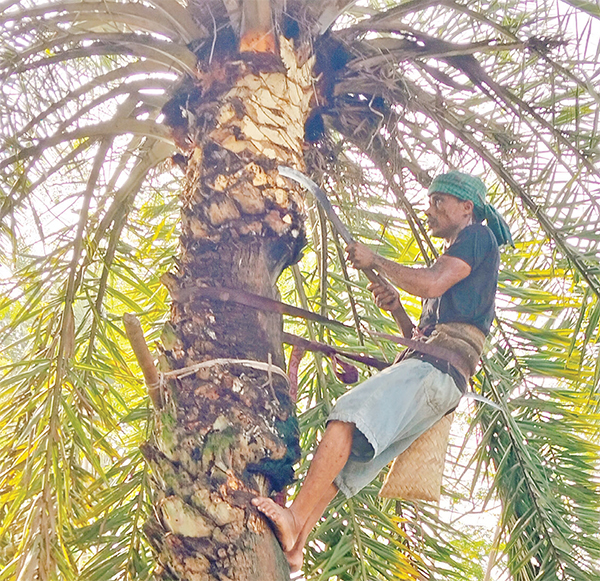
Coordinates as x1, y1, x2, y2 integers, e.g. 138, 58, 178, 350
329, 358, 462, 498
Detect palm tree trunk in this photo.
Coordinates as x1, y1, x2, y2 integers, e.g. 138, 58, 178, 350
142, 38, 314, 580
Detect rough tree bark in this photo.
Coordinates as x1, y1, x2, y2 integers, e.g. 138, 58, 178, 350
140, 35, 315, 580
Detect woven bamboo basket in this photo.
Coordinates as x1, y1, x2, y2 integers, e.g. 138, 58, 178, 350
379, 412, 454, 502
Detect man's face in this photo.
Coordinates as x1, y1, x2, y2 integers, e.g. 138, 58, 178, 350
425, 192, 473, 239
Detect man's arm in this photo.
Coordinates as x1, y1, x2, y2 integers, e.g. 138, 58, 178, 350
368, 280, 415, 338
347, 242, 471, 298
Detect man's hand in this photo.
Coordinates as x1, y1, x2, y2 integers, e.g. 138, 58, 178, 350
368, 281, 400, 312
346, 242, 377, 270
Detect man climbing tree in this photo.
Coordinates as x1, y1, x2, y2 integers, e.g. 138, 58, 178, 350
253, 170, 512, 571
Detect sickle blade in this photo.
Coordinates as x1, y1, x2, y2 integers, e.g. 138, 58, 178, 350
277, 165, 355, 244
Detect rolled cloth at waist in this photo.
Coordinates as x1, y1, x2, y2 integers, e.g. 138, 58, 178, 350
395, 322, 486, 383
424, 323, 486, 377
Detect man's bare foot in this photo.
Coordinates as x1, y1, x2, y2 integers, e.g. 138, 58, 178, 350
285, 544, 304, 573
252, 497, 299, 552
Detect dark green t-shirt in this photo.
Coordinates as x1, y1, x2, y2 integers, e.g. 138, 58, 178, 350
419, 224, 499, 335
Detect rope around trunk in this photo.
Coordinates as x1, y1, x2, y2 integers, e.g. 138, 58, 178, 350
149, 356, 290, 404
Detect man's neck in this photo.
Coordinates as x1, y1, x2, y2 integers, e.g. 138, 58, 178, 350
444, 218, 473, 246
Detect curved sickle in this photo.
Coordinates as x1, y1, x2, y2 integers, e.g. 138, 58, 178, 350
277, 165, 355, 244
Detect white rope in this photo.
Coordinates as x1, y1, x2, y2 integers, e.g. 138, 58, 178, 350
159, 357, 290, 388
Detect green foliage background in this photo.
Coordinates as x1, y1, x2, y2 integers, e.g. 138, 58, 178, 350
1, 0, 600, 580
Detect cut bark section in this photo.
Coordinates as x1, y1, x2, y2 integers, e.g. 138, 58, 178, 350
239, 0, 277, 54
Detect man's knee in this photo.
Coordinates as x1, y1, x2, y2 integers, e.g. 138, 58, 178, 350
326, 419, 355, 435
323, 419, 356, 450
327, 421, 374, 462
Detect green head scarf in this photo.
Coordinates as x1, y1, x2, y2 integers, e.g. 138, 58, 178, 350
428, 170, 513, 246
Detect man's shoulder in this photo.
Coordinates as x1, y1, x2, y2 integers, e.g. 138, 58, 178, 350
455, 224, 498, 251
462, 223, 496, 240
444, 223, 499, 269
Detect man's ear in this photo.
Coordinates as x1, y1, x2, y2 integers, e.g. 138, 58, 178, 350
463, 199, 474, 217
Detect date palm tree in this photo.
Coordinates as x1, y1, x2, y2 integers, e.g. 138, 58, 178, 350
1, 0, 600, 580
